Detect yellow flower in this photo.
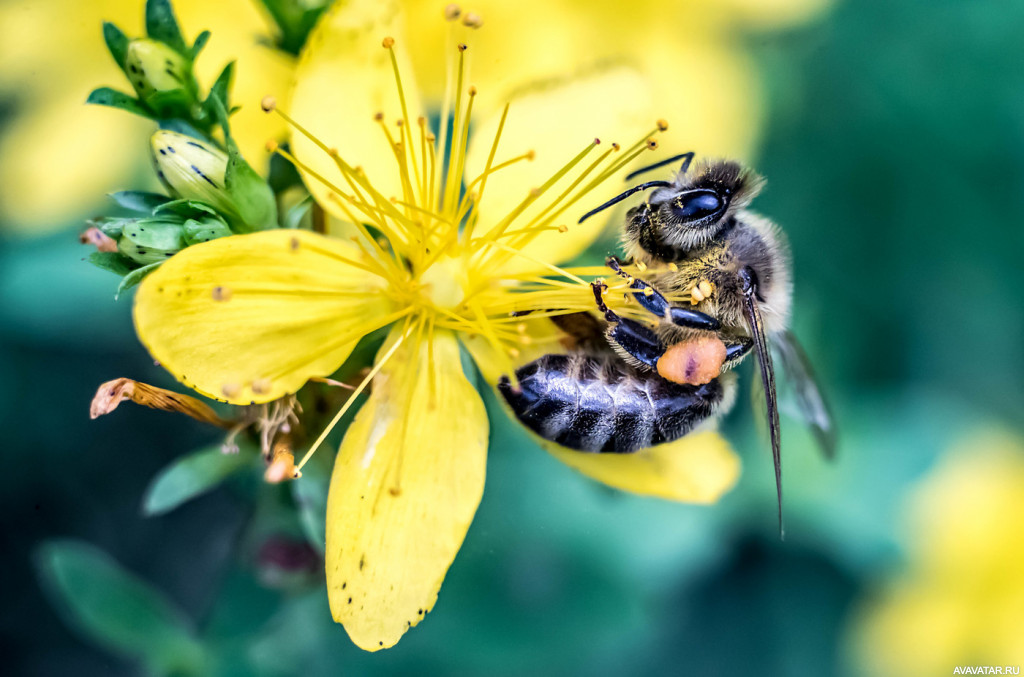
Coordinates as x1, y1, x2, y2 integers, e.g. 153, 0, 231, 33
851, 429, 1024, 676
0, 0, 291, 232
131, 0, 747, 652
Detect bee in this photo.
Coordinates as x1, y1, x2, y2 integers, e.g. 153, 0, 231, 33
498, 152, 835, 533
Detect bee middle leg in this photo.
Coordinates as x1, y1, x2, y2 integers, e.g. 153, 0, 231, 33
605, 256, 719, 330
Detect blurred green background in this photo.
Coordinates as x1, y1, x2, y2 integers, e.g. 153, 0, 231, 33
2, 0, 1023, 675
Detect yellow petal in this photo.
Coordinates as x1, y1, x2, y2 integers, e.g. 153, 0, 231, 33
546, 430, 740, 503
290, 0, 423, 218
326, 328, 487, 650
465, 66, 652, 266
134, 230, 393, 405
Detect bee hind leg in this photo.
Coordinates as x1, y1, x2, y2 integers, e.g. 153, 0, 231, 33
605, 256, 719, 331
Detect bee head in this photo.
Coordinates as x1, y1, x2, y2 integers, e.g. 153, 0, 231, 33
647, 160, 765, 251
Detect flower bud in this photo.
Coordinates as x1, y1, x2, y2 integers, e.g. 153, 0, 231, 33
150, 131, 234, 216
123, 39, 194, 111
150, 130, 278, 232
117, 218, 187, 265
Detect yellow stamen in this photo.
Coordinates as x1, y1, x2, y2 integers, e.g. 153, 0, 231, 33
293, 321, 412, 474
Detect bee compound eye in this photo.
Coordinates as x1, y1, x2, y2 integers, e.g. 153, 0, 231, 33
671, 189, 724, 223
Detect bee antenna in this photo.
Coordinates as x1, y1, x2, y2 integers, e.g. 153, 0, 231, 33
578, 180, 672, 224
624, 152, 695, 181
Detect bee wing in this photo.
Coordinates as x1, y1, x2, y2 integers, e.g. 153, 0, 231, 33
741, 282, 783, 538
773, 330, 838, 460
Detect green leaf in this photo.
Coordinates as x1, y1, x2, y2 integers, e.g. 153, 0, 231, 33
116, 261, 162, 299
203, 62, 235, 122
35, 540, 205, 675
142, 444, 252, 516
145, 0, 188, 54
109, 190, 172, 213
86, 87, 151, 118
102, 22, 130, 70
291, 464, 328, 554
190, 29, 211, 59
87, 251, 137, 277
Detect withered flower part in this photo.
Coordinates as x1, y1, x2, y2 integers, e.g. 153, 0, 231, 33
90, 377, 233, 428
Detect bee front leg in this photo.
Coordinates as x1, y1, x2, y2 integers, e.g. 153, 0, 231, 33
591, 280, 665, 369
605, 256, 720, 330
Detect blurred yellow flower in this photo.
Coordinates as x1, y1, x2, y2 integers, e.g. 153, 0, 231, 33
0, 0, 291, 232
0, 0, 827, 233
851, 429, 1024, 676
132, 0, 742, 651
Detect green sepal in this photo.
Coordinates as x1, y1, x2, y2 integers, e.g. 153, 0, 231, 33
283, 195, 314, 229
102, 22, 130, 72
86, 87, 151, 118
144, 87, 195, 120
142, 444, 253, 517
154, 198, 220, 218
87, 251, 136, 277
183, 216, 232, 245
223, 149, 278, 232
119, 219, 186, 265
145, 0, 188, 55
116, 261, 162, 299
202, 62, 235, 124
34, 540, 205, 675
190, 29, 211, 59
87, 216, 131, 239
256, 0, 329, 56
109, 190, 172, 213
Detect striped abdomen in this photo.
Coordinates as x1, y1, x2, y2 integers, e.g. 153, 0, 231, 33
498, 353, 725, 453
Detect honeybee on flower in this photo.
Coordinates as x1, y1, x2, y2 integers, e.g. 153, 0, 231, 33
117, 0, 747, 650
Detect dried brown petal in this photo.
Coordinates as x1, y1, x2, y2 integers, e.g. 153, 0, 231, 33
80, 227, 118, 253
264, 440, 297, 483
90, 378, 233, 428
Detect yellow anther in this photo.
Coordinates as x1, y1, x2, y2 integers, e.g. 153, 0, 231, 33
260, 96, 276, 112
265, 139, 279, 153
656, 119, 669, 131
382, 36, 395, 48
667, 262, 679, 272
457, 43, 468, 52
635, 260, 647, 272
462, 11, 483, 28
251, 378, 272, 394
221, 383, 241, 398
444, 3, 461, 20
646, 138, 659, 150
643, 287, 654, 297
557, 225, 568, 233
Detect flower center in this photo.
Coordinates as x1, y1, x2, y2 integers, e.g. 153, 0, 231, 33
418, 255, 466, 310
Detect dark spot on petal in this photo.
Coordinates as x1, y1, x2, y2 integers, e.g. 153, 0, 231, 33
359, 555, 365, 570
